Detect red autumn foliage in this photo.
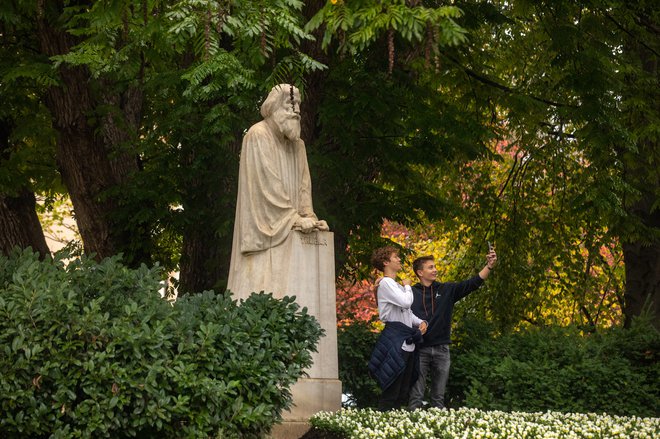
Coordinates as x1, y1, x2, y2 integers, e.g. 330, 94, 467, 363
336, 278, 379, 326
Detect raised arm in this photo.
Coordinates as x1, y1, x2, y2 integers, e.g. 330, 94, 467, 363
478, 248, 498, 280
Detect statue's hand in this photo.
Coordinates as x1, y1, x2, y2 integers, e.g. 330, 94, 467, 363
293, 217, 316, 233
314, 220, 329, 231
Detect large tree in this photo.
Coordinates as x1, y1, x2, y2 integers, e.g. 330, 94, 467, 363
446, 0, 660, 327
0, 22, 56, 259
304, 0, 658, 328
0, 0, 323, 292
1, 0, 657, 328
1, 0, 470, 291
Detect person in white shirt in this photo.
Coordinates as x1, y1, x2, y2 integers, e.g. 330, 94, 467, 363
368, 246, 427, 411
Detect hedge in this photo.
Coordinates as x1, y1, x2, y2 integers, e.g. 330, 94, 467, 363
339, 315, 659, 417
0, 249, 322, 438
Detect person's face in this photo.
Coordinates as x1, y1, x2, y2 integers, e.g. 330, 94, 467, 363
385, 252, 402, 272
272, 91, 301, 141
416, 260, 437, 283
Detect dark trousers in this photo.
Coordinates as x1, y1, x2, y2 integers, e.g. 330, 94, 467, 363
378, 350, 415, 411
409, 344, 451, 410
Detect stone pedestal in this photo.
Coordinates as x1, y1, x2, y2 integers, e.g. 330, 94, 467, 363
230, 231, 342, 438
275, 231, 342, 437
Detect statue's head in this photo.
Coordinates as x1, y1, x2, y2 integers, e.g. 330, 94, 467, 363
261, 84, 301, 141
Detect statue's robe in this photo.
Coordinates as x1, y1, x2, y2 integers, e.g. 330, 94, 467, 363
227, 120, 318, 300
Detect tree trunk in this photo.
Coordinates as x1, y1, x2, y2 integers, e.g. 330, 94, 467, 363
179, 226, 231, 294
622, 163, 659, 330
621, 15, 660, 328
178, 167, 236, 295
300, 1, 330, 159
0, 118, 50, 259
35, 4, 149, 266
299, 1, 350, 270
44, 66, 120, 260
0, 190, 51, 259
623, 240, 660, 329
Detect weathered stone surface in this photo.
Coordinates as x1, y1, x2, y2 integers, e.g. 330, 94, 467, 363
228, 85, 341, 438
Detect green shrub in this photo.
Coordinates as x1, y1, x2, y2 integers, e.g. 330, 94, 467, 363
448, 317, 660, 416
337, 319, 380, 408
0, 249, 322, 438
337, 314, 659, 416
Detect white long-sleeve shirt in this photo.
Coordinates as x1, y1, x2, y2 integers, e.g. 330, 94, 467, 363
377, 277, 425, 352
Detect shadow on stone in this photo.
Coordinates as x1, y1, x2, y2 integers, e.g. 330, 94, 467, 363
299, 427, 345, 439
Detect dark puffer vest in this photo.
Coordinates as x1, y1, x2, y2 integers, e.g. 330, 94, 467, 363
368, 321, 423, 390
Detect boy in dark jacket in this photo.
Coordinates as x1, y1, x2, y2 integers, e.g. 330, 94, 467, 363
408, 247, 497, 410
368, 246, 427, 411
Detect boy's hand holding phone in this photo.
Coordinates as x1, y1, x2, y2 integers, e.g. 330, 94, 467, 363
486, 241, 497, 269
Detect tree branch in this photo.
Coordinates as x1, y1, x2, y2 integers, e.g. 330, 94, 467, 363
604, 12, 660, 58
440, 51, 573, 108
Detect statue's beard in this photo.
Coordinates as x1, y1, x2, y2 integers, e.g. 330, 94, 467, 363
274, 112, 301, 141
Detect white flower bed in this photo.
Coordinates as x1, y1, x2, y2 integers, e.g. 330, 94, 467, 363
310, 407, 660, 439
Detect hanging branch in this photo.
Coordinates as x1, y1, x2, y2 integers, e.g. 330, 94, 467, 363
260, 3, 267, 57
204, 5, 211, 60
605, 12, 660, 58
433, 26, 441, 72
440, 50, 572, 108
216, 1, 228, 34
122, 6, 129, 42
339, 28, 346, 60
387, 28, 395, 74
424, 23, 432, 68
483, 146, 521, 242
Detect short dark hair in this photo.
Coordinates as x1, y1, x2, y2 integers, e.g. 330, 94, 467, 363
371, 246, 398, 272
413, 255, 435, 278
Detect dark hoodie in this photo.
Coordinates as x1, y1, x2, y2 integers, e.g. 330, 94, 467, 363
411, 275, 484, 347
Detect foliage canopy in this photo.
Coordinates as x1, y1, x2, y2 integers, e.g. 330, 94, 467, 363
0, 0, 658, 327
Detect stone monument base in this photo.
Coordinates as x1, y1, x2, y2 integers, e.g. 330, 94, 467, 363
229, 231, 342, 438
269, 377, 342, 438
268, 421, 311, 439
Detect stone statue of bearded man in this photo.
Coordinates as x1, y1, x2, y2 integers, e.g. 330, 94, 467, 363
227, 84, 329, 299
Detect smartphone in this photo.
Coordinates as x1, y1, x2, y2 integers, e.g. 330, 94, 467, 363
487, 241, 494, 252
